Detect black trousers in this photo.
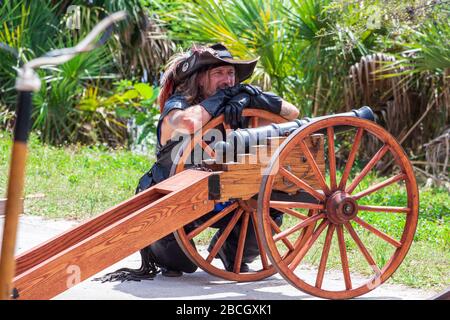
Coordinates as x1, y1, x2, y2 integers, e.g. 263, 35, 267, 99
135, 168, 294, 274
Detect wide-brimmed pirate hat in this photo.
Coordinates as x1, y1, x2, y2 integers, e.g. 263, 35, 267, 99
174, 43, 259, 84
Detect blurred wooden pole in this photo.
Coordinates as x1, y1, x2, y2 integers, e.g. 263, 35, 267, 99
0, 144, 28, 299
0, 91, 32, 300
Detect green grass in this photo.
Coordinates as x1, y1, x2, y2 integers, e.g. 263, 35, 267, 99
0, 131, 153, 220
0, 131, 448, 291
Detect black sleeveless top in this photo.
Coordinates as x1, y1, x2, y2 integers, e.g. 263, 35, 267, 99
150, 94, 192, 184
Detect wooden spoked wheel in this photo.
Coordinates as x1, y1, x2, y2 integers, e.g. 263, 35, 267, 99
258, 117, 419, 299
171, 109, 288, 281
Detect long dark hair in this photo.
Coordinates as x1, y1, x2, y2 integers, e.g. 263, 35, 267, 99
158, 45, 208, 112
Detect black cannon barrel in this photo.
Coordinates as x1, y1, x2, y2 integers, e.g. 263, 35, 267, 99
214, 106, 375, 163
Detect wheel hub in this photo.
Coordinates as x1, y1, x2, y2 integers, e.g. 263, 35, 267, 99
325, 191, 358, 224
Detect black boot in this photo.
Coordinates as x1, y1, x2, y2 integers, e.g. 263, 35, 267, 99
148, 232, 198, 275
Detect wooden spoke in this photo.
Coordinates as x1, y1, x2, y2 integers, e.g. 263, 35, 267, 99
339, 127, 364, 190
251, 211, 269, 270
358, 205, 410, 214
187, 202, 239, 240
271, 207, 308, 220
269, 218, 295, 251
298, 139, 331, 195
352, 173, 406, 200
233, 212, 250, 273
284, 210, 317, 262
336, 225, 352, 290
346, 145, 389, 194
206, 209, 244, 263
273, 213, 325, 242
353, 217, 402, 248
279, 167, 326, 201
290, 210, 316, 245
315, 224, 335, 289
289, 220, 328, 271
200, 140, 215, 159
344, 223, 382, 275
327, 127, 337, 191
270, 201, 323, 211
251, 117, 259, 128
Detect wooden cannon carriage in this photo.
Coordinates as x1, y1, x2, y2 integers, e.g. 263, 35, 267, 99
9, 107, 418, 300
0, 13, 418, 300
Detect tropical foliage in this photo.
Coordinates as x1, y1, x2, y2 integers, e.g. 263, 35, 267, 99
163, 0, 449, 176
0, 0, 448, 177
0, 0, 168, 146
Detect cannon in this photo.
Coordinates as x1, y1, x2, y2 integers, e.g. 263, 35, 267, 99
214, 106, 375, 162
1, 13, 418, 300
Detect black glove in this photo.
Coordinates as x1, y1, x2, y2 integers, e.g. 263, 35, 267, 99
239, 84, 263, 96
249, 91, 282, 114
200, 85, 243, 117
239, 84, 283, 115
223, 93, 251, 129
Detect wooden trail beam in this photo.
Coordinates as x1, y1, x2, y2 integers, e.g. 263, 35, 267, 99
12, 169, 215, 300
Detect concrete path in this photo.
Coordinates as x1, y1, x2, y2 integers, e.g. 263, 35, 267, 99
2, 215, 438, 300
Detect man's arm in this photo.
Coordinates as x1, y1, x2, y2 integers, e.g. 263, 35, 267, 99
279, 99, 300, 120
164, 105, 212, 135
161, 95, 299, 143
166, 99, 298, 132
163, 86, 239, 136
